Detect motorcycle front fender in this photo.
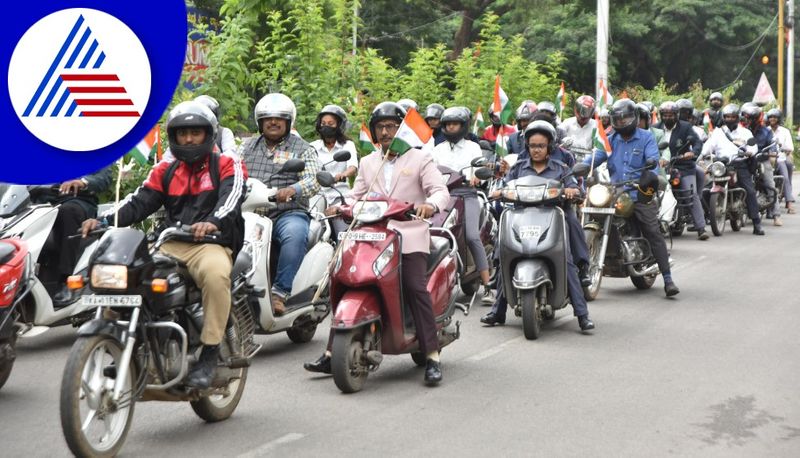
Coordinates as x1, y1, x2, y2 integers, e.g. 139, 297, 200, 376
331, 289, 381, 330
76, 318, 128, 345
512, 259, 551, 290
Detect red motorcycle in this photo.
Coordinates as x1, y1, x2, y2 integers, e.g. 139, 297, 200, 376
0, 238, 33, 390
328, 197, 463, 393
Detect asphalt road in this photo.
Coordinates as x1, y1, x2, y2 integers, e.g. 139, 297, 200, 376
2, 183, 799, 457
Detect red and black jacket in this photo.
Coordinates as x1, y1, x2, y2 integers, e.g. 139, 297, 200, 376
102, 153, 248, 251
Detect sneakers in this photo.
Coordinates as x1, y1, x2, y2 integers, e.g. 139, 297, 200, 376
774, 216, 783, 226
578, 314, 595, 331
787, 204, 796, 214
271, 293, 286, 316
186, 345, 219, 389
303, 354, 332, 374
664, 281, 680, 297
697, 230, 709, 241
481, 285, 495, 304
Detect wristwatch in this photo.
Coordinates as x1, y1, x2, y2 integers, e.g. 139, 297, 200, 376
80, 178, 89, 188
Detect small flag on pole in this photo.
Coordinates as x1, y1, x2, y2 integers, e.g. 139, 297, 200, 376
556, 82, 566, 117
358, 123, 377, 154
388, 108, 433, 155
472, 107, 485, 135
493, 75, 512, 124
128, 125, 161, 165
703, 111, 714, 134
597, 79, 614, 107
592, 114, 612, 154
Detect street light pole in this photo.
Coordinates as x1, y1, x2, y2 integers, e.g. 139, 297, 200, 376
778, 0, 785, 109
787, 0, 795, 125
596, 0, 609, 101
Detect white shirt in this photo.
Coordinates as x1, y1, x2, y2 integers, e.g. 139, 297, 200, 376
701, 126, 755, 160
384, 155, 396, 190
431, 138, 483, 180
310, 139, 359, 201
663, 125, 675, 144
693, 125, 707, 143
560, 117, 597, 153
769, 125, 794, 161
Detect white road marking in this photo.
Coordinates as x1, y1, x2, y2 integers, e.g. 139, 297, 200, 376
466, 336, 524, 362
237, 433, 306, 458
671, 255, 706, 272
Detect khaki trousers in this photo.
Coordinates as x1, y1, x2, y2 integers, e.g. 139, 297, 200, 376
159, 241, 232, 345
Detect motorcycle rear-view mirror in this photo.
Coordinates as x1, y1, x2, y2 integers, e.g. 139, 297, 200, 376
470, 157, 488, 167
316, 171, 336, 188
474, 167, 494, 181
571, 163, 591, 178
657, 141, 668, 150
333, 151, 351, 162
279, 158, 306, 174
478, 140, 493, 152
747, 137, 757, 146
645, 159, 658, 170
560, 137, 574, 149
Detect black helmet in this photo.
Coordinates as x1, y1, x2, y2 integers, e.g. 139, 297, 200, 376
610, 99, 639, 136
635, 103, 651, 129
440, 107, 469, 143
194, 95, 220, 120
766, 108, 782, 121
424, 103, 445, 121
315, 104, 348, 138
167, 101, 218, 164
523, 120, 557, 154
675, 98, 693, 121
368, 101, 406, 142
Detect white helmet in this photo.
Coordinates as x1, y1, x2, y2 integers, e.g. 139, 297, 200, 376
396, 98, 419, 113
254, 93, 296, 129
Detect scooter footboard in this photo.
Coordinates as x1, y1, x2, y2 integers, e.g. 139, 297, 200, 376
331, 289, 381, 330
512, 259, 551, 290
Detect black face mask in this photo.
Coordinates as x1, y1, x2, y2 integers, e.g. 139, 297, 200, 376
318, 126, 337, 139
663, 118, 677, 129
724, 120, 738, 131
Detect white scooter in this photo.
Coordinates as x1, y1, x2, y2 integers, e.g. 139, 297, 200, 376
237, 158, 336, 343
0, 185, 101, 337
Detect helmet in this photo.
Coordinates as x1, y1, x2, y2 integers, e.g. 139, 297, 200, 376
424, 103, 445, 120
721, 103, 740, 117
740, 102, 762, 128
439, 107, 470, 143
675, 98, 693, 121
166, 101, 218, 164
609, 99, 638, 136
658, 101, 677, 116
598, 108, 610, 118
537, 101, 557, 118
708, 92, 723, 103
641, 101, 655, 113
254, 93, 296, 131
368, 101, 406, 142
396, 98, 419, 113
523, 120, 557, 154
194, 95, 220, 120
692, 109, 703, 125
516, 101, 537, 121
574, 95, 596, 119
315, 104, 348, 138
766, 108, 782, 121
635, 103, 651, 129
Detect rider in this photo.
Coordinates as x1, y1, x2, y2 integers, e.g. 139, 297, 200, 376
431, 107, 494, 302
424, 103, 446, 145
765, 109, 795, 214
560, 95, 598, 158
599, 108, 612, 134
306, 101, 450, 385
480, 120, 595, 331
237, 93, 322, 315
585, 99, 680, 297
637, 102, 668, 174
481, 102, 517, 145
81, 101, 247, 388
741, 102, 781, 226
707, 92, 724, 118
162, 95, 237, 161
701, 103, 763, 235
507, 101, 537, 157
655, 101, 708, 240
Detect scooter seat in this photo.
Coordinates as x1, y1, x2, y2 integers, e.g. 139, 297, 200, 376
426, 236, 450, 275
0, 242, 16, 264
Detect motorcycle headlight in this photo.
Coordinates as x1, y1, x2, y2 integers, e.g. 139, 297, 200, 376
443, 208, 458, 230
588, 184, 612, 207
372, 242, 395, 277
710, 162, 726, 177
614, 192, 635, 218
515, 185, 547, 203
353, 201, 388, 223
91, 265, 128, 290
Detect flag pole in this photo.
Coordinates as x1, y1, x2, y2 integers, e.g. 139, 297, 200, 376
113, 157, 124, 228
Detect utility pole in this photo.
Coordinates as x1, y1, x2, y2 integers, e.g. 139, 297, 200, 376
778, 0, 785, 109
787, 0, 795, 125
596, 0, 609, 101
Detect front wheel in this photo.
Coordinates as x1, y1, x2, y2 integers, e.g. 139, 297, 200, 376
631, 274, 656, 290
709, 193, 726, 236
60, 335, 135, 458
0, 336, 17, 390
730, 209, 744, 232
332, 329, 368, 393
582, 228, 603, 302
521, 290, 541, 340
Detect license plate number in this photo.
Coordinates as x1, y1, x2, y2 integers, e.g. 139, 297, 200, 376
519, 225, 542, 240
337, 231, 387, 241
582, 207, 616, 215
81, 295, 142, 307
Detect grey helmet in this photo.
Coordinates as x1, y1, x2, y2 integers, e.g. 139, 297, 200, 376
537, 101, 557, 118
740, 102, 762, 128
194, 95, 220, 120
254, 93, 296, 131
396, 98, 419, 113
166, 101, 218, 164
315, 104, 349, 137
439, 107, 470, 143
675, 98, 694, 121
523, 120, 558, 154
765, 108, 782, 122
424, 103, 445, 121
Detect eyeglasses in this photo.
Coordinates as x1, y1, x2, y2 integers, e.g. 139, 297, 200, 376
527, 143, 548, 151
375, 123, 400, 132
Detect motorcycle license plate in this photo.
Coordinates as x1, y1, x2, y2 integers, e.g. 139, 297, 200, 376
81, 295, 142, 307
337, 231, 387, 242
581, 206, 616, 215
519, 225, 542, 240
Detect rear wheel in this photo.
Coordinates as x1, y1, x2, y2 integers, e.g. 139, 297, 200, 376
730, 210, 744, 231
0, 335, 17, 390
410, 352, 427, 367
460, 278, 480, 296
631, 274, 656, 290
582, 228, 603, 302
332, 329, 368, 393
286, 322, 318, 344
670, 219, 685, 236
521, 290, 541, 341
709, 193, 726, 236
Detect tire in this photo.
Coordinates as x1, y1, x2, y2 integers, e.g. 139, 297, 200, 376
0, 336, 17, 390
631, 274, 656, 290
709, 193, 726, 236
60, 335, 135, 458
286, 322, 318, 344
332, 330, 368, 393
410, 352, 427, 367
670, 220, 685, 237
730, 211, 744, 232
460, 279, 480, 296
521, 289, 541, 341
191, 315, 248, 422
582, 228, 603, 302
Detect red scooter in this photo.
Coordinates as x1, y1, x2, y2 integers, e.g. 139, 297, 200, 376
328, 197, 463, 393
0, 238, 33, 390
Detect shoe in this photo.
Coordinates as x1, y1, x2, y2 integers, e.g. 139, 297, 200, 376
481, 286, 495, 304
664, 281, 680, 297
787, 205, 796, 214
271, 293, 286, 317
53, 285, 77, 305
578, 314, 595, 331
753, 223, 765, 236
480, 312, 505, 326
697, 230, 709, 241
578, 263, 591, 287
303, 354, 331, 374
774, 216, 783, 226
186, 345, 219, 389
424, 359, 442, 385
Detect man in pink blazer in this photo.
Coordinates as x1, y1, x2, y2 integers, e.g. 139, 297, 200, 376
305, 101, 450, 385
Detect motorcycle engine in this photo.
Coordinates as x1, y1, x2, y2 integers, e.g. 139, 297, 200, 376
621, 239, 648, 264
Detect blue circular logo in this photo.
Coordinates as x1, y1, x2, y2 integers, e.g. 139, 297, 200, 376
1, 0, 186, 183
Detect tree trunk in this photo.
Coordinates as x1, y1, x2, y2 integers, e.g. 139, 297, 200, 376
451, 10, 475, 59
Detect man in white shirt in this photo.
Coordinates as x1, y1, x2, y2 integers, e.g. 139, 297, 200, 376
766, 109, 795, 213
560, 95, 597, 160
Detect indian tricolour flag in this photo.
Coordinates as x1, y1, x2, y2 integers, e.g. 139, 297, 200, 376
556, 82, 566, 117
128, 125, 161, 165
703, 110, 714, 134
493, 75, 512, 156
388, 108, 432, 155
597, 79, 613, 107
358, 123, 376, 154
592, 113, 612, 154
472, 107, 485, 135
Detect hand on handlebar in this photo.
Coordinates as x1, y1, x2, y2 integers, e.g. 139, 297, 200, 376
81, 218, 102, 238
190, 222, 219, 241
564, 188, 581, 200
415, 203, 435, 219
276, 187, 296, 203
60, 179, 86, 196
324, 206, 341, 217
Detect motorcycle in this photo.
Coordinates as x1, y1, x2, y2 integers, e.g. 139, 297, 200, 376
59, 225, 256, 457
494, 163, 590, 340
753, 143, 780, 218
239, 158, 335, 343
582, 160, 671, 301
700, 138, 757, 235
0, 185, 101, 337
326, 196, 464, 393
308, 150, 352, 218
0, 237, 34, 390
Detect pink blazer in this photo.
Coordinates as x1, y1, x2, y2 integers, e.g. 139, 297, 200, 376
347, 148, 450, 254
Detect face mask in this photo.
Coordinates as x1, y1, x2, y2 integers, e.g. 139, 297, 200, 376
318, 126, 337, 139
724, 120, 738, 131
663, 118, 676, 129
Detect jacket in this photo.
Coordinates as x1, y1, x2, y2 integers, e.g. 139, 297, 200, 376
654, 120, 702, 171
